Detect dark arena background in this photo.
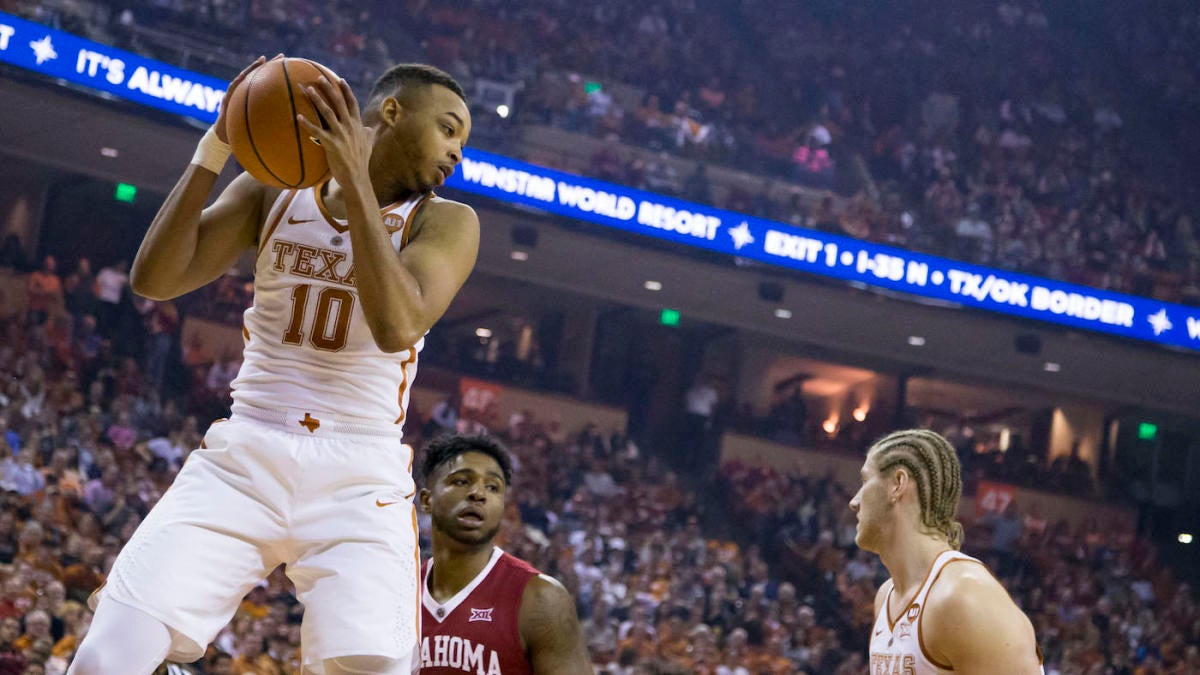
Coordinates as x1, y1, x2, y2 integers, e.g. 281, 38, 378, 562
2, 0, 1200, 673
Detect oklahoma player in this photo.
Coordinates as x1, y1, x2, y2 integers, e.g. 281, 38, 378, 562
417, 435, 590, 674
850, 429, 1043, 674
71, 58, 477, 675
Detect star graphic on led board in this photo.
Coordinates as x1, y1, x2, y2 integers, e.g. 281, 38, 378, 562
29, 35, 57, 65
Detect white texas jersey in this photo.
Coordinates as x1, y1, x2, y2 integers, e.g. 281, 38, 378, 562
231, 180, 432, 429
868, 550, 1043, 675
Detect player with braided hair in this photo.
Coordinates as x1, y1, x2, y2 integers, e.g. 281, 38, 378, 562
850, 429, 1043, 674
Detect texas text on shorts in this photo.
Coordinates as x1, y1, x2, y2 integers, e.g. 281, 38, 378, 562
67, 60, 480, 675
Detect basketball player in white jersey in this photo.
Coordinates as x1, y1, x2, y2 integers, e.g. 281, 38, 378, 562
70, 58, 478, 675
849, 429, 1043, 674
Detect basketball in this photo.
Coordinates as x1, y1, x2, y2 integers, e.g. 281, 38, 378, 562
225, 57, 339, 189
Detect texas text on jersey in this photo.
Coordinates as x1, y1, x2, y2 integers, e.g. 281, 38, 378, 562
233, 180, 432, 429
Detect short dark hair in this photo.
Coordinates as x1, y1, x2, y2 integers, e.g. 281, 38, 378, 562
420, 434, 513, 485
368, 63, 467, 106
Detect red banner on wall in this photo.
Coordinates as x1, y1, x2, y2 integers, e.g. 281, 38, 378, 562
459, 377, 503, 414
975, 480, 1017, 515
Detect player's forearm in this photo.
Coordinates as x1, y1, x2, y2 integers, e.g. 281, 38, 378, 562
130, 166, 218, 300
343, 182, 427, 352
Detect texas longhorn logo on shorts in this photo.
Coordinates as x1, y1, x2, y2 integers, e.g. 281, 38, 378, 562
298, 412, 320, 433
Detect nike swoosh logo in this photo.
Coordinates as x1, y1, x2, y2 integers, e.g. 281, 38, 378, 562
376, 499, 398, 508
288, 216, 315, 224
874, 630, 883, 636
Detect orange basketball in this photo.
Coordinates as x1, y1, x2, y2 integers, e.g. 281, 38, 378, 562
225, 57, 340, 189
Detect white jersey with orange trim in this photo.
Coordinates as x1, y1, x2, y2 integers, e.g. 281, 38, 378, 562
868, 550, 1043, 675
231, 180, 431, 429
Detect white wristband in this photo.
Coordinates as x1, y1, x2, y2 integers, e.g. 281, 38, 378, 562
191, 126, 233, 175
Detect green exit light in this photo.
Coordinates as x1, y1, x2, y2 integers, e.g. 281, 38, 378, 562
1138, 422, 1158, 440
114, 183, 137, 203
660, 308, 680, 326
584, 81, 602, 94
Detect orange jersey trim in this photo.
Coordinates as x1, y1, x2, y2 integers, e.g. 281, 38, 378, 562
411, 508, 422, 640
314, 179, 412, 234
257, 190, 299, 258
887, 555, 940, 632
393, 347, 418, 424
400, 194, 433, 249
916, 558, 974, 671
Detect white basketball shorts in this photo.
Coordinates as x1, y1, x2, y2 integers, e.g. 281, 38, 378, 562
91, 409, 421, 668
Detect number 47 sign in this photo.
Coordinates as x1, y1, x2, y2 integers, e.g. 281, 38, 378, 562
976, 480, 1017, 515
459, 377, 502, 413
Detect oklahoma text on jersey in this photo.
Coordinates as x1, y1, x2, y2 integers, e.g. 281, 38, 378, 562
420, 547, 539, 675
419, 636, 503, 674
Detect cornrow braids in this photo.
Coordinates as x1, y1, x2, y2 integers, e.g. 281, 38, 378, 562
869, 429, 965, 549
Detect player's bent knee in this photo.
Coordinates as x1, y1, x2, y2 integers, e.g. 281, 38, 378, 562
67, 641, 123, 675
67, 597, 172, 675
323, 655, 406, 675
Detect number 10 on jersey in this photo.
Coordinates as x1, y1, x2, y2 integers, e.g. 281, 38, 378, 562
283, 284, 354, 351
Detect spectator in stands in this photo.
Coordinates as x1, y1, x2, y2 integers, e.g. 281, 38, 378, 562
141, 299, 179, 396
765, 381, 807, 445
92, 260, 128, 338
81, 467, 118, 516
71, 316, 101, 370
428, 393, 460, 437
583, 459, 621, 499
1, 445, 44, 497
26, 256, 63, 327
644, 152, 680, 195
63, 259, 96, 321
980, 502, 1023, 576
12, 609, 51, 652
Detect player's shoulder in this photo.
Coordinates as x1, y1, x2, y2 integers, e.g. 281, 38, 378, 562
519, 572, 575, 623
418, 195, 478, 224
408, 195, 479, 246
929, 557, 1006, 604
499, 550, 542, 577
924, 557, 1022, 628
922, 557, 1042, 671
221, 171, 281, 214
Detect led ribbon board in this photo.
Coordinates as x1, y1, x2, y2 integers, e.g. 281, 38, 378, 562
4, 11, 1199, 352
446, 149, 1200, 352
0, 12, 228, 121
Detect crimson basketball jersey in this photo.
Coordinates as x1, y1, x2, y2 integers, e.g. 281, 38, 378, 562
419, 547, 538, 675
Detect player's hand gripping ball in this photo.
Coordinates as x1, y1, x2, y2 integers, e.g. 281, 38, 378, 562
224, 56, 340, 188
